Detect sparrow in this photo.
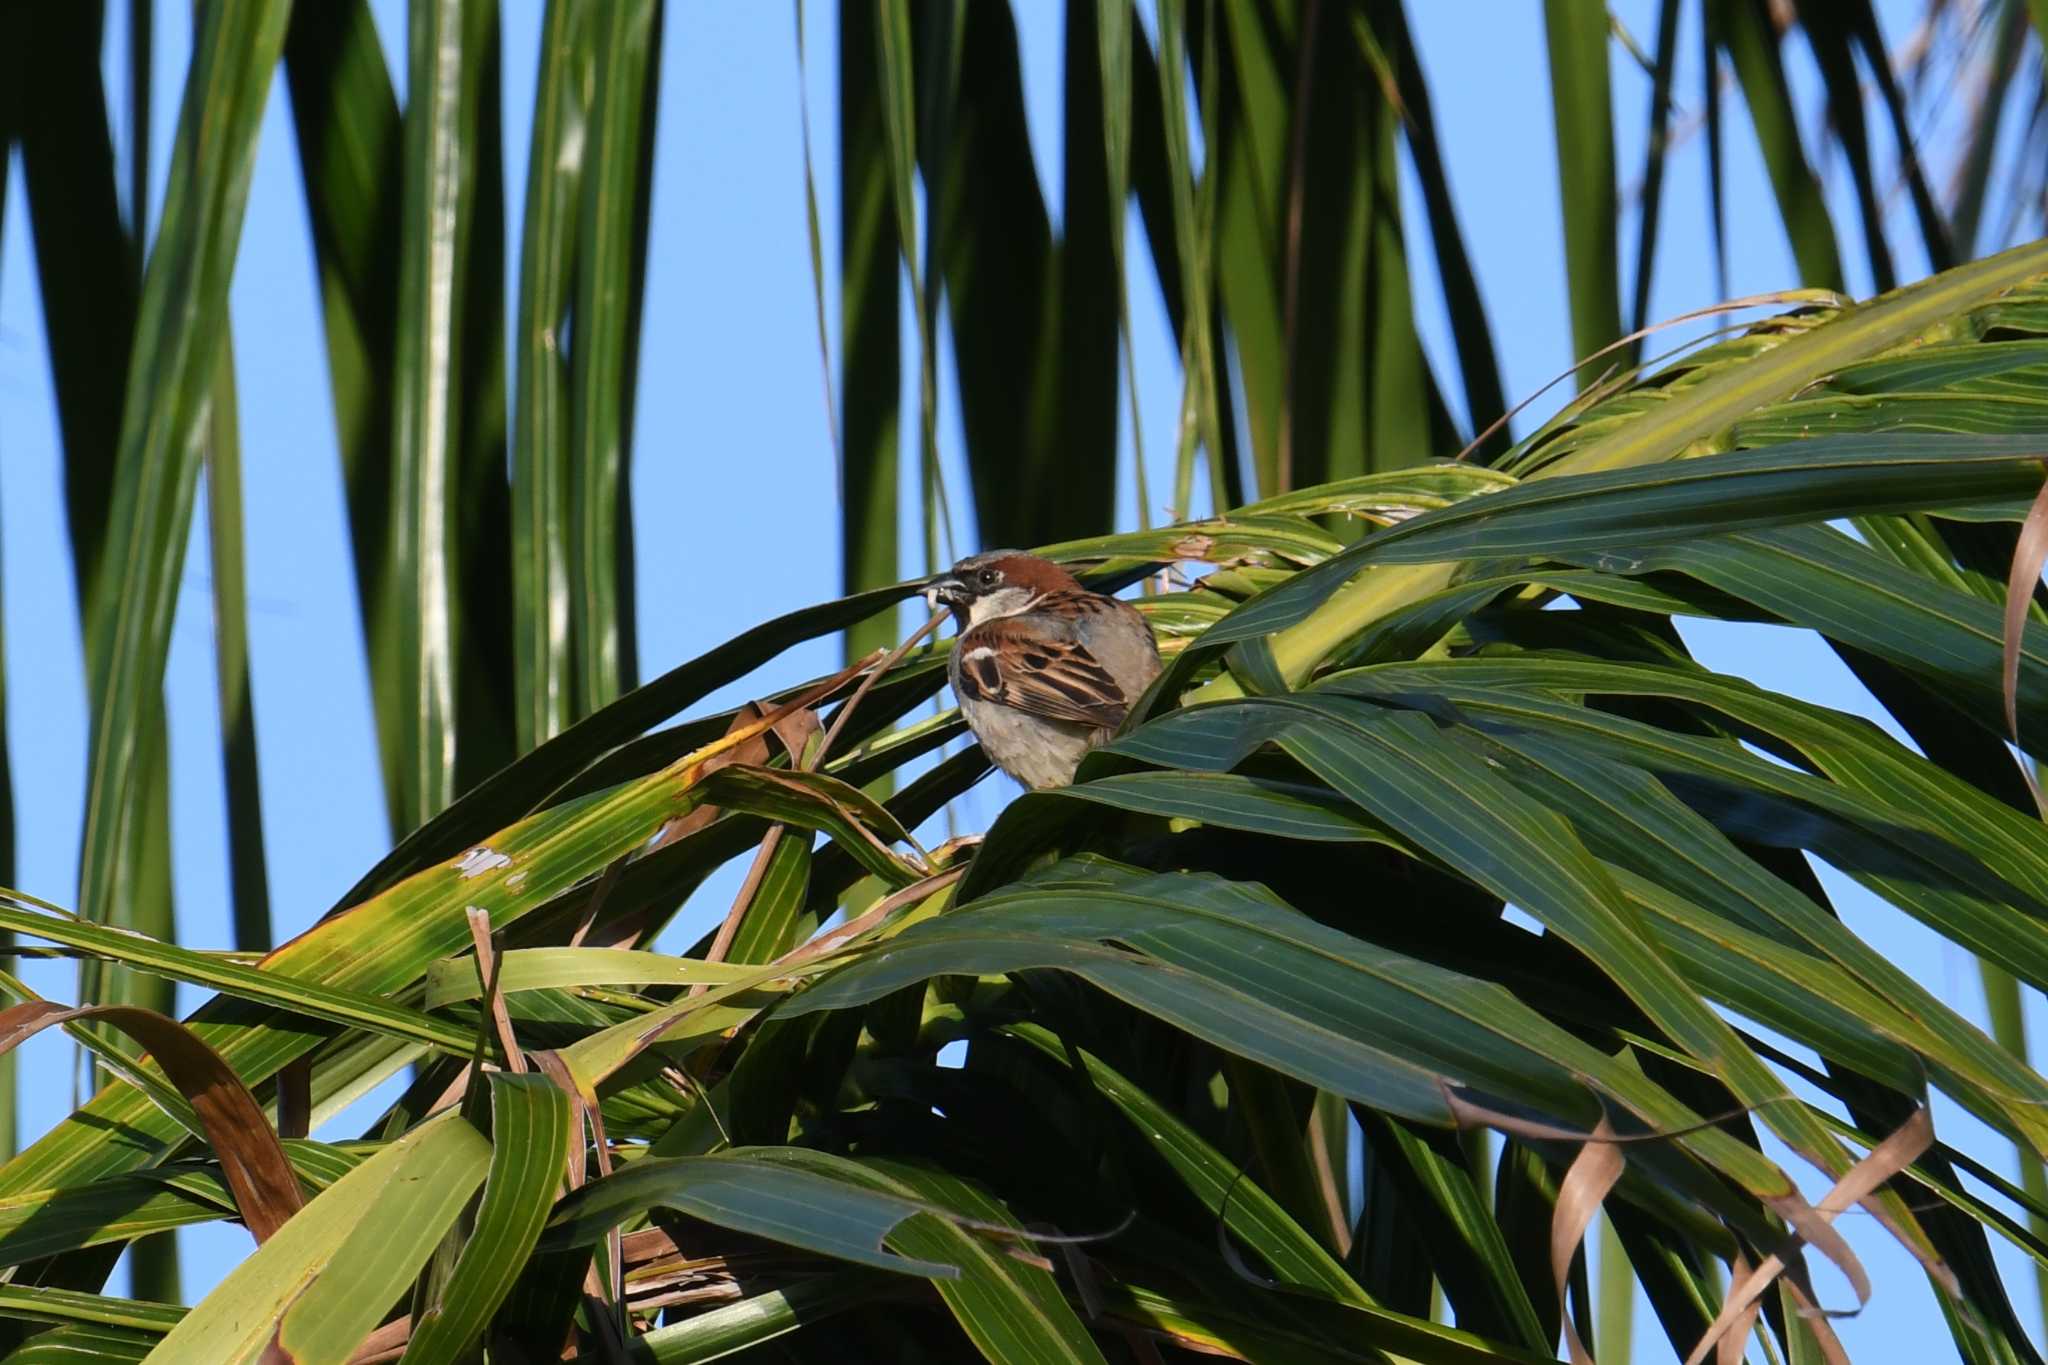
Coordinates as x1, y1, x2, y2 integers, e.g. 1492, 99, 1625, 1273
924, 550, 1163, 790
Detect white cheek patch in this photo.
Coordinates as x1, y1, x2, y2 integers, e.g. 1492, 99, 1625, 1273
965, 587, 1040, 625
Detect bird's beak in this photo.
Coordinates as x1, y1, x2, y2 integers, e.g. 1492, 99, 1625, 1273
922, 574, 967, 610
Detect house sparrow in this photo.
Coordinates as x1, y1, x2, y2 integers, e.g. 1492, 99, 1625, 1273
924, 550, 1163, 790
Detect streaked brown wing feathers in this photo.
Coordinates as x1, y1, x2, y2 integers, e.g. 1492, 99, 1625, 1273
957, 613, 1129, 728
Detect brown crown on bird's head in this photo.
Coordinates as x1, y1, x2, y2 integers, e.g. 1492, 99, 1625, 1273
922, 551, 1081, 615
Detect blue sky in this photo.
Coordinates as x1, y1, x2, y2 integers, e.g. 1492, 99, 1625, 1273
0, 1, 2034, 1358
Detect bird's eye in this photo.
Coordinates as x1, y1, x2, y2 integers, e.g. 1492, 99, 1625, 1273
977, 568, 999, 588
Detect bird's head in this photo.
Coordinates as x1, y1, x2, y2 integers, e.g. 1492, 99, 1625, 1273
922, 551, 1081, 625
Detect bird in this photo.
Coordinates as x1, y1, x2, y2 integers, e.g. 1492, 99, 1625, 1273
924, 550, 1163, 790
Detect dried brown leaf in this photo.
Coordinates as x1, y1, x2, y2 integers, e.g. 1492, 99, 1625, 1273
650, 655, 869, 850
690, 824, 788, 996
649, 708, 780, 850
530, 1049, 589, 1193
2005, 466, 2048, 818
467, 906, 527, 1074
693, 616, 944, 985
1716, 1254, 1759, 1365
532, 1045, 620, 1330
344, 1315, 412, 1364
1684, 1109, 1937, 1365
1551, 1118, 1622, 1365
0, 1001, 303, 1241
1784, 1277, 1852, 1365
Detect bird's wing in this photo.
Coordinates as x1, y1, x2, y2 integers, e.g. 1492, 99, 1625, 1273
956, 597, 1130, 729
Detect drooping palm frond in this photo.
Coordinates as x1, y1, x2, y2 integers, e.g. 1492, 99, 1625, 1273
1, 250, 2047, 1360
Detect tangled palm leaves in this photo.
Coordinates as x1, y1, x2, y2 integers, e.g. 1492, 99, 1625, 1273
5, 249, 2048, 1362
